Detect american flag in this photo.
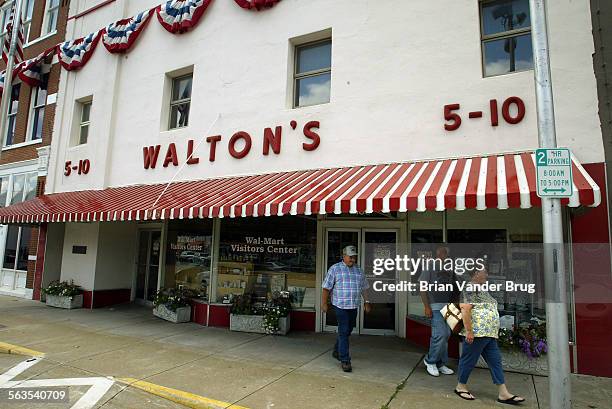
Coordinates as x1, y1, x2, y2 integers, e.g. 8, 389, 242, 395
1, 3, 24, 65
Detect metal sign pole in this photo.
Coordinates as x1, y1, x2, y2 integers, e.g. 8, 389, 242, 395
0, 0, 24, 158
529, 1, 571, 408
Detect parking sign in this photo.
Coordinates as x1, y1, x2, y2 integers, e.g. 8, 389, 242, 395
535, 148, 573, 198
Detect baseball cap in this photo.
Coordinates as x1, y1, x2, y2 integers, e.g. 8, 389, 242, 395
342, 245, 358, 256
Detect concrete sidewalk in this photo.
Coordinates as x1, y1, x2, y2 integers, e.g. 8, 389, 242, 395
0, 296, 609, 409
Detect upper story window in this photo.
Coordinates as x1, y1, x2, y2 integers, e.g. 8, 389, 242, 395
480, 0, 533, 77
43, 0, 60, 35
293, 39, 331, 108
9, 172, 37, 205
169, 74, 192, 130
0, 176, 8, 208
0, 1, 34, 43
29, 74, 48, 141
5, 84, 20, 146
78, 100, 91, 145
0, 2, 12, 47
22, 0, 34, 42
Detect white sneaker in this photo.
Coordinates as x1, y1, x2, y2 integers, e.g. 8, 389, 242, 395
438, 365, 454, 375
423, 359, 440, 377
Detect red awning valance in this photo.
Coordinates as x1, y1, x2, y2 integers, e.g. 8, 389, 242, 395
0, 152, 600, 224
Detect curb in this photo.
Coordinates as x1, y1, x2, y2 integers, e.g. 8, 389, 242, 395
0, 341, 45, 357
117, 377, 250, 409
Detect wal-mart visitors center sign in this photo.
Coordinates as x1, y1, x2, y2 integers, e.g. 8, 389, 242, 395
536, 148, 573, 198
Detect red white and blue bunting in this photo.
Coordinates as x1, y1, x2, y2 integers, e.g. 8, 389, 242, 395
0, 0, 280, 95
234, 0, 281, 11
17, 48, 54, 87
103, 8, 155, 53
156, 0, 212, 34
57, 31, 103, 71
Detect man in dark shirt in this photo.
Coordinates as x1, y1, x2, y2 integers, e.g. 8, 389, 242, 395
420, 245, 459, 377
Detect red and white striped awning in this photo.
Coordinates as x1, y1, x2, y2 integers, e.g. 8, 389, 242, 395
0, 152, 600, 224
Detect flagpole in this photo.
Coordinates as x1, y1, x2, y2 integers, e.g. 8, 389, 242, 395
0, 0, 24, 156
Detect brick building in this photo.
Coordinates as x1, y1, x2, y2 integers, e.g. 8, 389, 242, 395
0, 0, 67, 298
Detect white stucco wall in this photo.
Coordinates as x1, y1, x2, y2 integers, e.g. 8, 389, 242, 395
94, 222, 138, 290
59, 222, 99, 289
47, 0, 603, 194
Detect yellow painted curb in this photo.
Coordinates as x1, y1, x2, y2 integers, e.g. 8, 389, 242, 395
117, 378, 250, 409
0, 341, 44, 357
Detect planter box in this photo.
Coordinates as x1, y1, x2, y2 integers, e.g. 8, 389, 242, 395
474, 348, 548, 376
153, 304, 191, 323
230, 314, 290, 335
45, 294, 83, 309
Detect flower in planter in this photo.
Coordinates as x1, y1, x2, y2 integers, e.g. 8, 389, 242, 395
153, 287, 192, 312
498, 318, 547, 359
230, 291, 292, 334
230, 293, 257, 316
42, 280, 82, 298
262, 291, 292, 334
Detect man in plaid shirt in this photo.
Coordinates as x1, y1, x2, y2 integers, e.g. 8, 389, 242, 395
322, 245, 371, 372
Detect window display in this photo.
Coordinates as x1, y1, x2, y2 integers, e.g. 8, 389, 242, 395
406, 209, 572, 341
164, 220, 213, 300
217, 217, 316, 309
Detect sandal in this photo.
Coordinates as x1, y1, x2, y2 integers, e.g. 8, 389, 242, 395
497, 396, 525, 405
454, 389, 475, 400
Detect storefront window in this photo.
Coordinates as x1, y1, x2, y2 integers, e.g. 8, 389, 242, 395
407, 212, 444, 319
407, 209, 573, 341
164, 220, 213, 300
217, 217, 317, 309
446, 209, 545, 330
3, 225, 18, 269
2, 225, 31, 271
1, 172, 37, 273
16, 227, 31, 271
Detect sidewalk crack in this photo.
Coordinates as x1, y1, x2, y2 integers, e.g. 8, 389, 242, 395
380, 353, 424, 409
531, 375, 541, 409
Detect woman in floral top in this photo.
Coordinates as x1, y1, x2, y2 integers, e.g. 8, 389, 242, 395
455, 267, 526, 405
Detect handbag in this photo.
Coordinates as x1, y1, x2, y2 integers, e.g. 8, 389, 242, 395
440, 303, 463, 334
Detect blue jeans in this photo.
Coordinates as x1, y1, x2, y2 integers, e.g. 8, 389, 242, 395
333, 306, 357, 363
425, 309, 451, 367
458, 337, 505, 385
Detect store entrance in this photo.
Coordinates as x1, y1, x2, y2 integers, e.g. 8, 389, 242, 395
135, 230, 161, 304
323, 228, 398, 335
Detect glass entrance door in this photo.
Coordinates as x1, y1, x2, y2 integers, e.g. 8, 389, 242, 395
135, 230, 161, 304
323, 229, 360, 332
360, 230, 397, 335
323, 228, 398, 335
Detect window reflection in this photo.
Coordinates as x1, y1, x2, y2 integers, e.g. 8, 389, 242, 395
294, 39, 332, 108
483, 34, 533, 76
482, 0, 530, 36
217, 217, 317, 309
480, 0, 533, 77
165, 220, 213, 300
297, 73, 331, 107
169, 75, 192, 129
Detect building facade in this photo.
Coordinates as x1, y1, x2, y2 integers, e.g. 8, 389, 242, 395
591, 0, 612, 236
0, 0, 67, 298
0, 0, 610, 377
